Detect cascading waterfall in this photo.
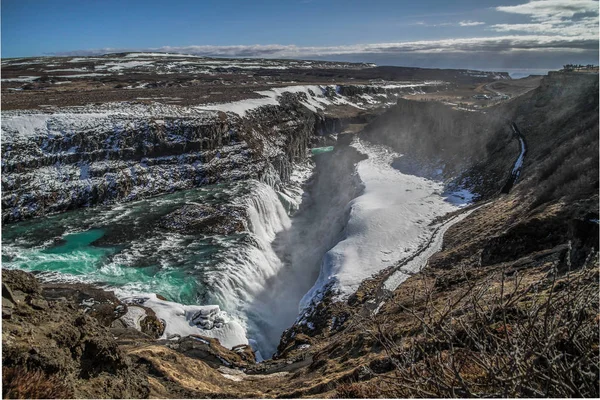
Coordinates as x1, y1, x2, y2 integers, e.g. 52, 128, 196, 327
117, 179, 301, 357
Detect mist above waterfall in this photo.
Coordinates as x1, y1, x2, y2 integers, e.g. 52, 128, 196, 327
244, 145, 366, 357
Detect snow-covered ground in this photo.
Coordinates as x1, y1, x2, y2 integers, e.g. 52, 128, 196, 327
1, 81, 439, 144
195, 84, 368, 115
118, 294, 248, 349
1, 76, 41, 82
382, 206, 478, 292
300, 139, 473, 310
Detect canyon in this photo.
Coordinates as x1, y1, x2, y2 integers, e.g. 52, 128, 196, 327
2, 54, 598, 398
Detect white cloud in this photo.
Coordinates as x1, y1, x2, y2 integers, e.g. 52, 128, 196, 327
411, 20, 484, 27
493, 0, 598, 37
459, 20, 486, 26
496, 0, 598, 20
53, 35, 597, 59
51, 2, 597, 63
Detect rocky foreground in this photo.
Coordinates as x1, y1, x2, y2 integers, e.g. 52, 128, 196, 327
2, 55, 599, 398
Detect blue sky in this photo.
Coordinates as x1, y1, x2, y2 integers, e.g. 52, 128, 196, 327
2, 0, 598, 70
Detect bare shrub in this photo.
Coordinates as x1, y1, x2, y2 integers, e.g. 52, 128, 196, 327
336, 382, 382, 398
363, 254, 599, 397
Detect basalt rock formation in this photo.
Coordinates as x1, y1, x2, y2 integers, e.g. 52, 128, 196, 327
1, 84, 410, 223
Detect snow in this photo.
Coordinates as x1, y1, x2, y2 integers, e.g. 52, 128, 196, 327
1, 112, 121, 142
197, 95, 279, 116
44, 68, 89, 73
194, 81, 440, 116
512, 137, 526, 176
196, 84, 363, 116
300, 139, 466, 309
120, 305, 148, 330
378, 81, 445, 89
1, 114, 52, 138
443, 188, 475, 208
58, 73, 110, 78
68, 57, 102, 63
1, 76, 40, 82
206, 63, 289, 70
383, 207, 479, 291
95, 61, 154, 71
358, 94, 378, 104
119, 293, 248, 349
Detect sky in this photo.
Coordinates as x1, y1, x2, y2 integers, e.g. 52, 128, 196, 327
1, 0, 598, 72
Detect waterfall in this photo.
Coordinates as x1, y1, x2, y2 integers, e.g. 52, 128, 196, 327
245, 181, 292, 244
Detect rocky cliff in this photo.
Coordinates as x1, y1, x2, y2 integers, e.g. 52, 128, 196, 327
1, 82, 446, 223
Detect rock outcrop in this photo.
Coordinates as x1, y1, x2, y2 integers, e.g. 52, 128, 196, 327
1, 269, 263, 398
2, 269, 149, 398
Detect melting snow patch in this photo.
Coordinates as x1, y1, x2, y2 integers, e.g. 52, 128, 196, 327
512, 137, 526, 176
58, 73, 110, 78
120, 305, 148, 330
443, 188, 475, 208
195, 84, 365, 116
383, 207, 479, 292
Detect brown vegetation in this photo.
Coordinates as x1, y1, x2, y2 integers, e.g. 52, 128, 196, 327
2, 367, 72, 399
359, 256, 599, 397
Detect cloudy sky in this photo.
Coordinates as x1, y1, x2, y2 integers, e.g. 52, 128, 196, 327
2, 0, 598, 73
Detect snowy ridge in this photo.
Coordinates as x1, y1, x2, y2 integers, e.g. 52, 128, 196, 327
195, 82, 446, 116
195, 84, 357, 116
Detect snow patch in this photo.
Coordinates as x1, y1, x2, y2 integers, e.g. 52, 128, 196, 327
120, 293, 248, 349
1, 76, 40, 82
512, 137, 526, 177
383, 207, 479, 291
120, 305, 148, 330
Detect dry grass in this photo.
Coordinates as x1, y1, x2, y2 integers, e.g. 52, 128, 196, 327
336, 382, 382, 398
2, 367, 72, 399
125, 345, 264, 398
362, 253, 599, 398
